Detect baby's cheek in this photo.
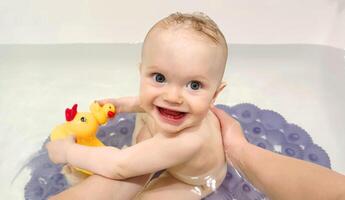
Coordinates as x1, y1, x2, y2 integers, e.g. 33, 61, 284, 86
189, 95, 212, 116
139, 84, 157, 110
139, 90, 150, 109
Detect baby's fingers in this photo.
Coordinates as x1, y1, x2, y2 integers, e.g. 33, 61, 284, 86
45, 141, 51, 150
67, 135, 76, 143
95, 98, 116, 106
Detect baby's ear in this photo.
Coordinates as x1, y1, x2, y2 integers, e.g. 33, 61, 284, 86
211, 81, 227, 105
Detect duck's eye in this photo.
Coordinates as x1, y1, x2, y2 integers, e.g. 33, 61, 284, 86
187, 81, 201, 90
80, 117, 86, 122
153, 73, 165, 83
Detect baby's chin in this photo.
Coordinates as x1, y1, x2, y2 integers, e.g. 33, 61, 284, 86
155, 121, 192, 135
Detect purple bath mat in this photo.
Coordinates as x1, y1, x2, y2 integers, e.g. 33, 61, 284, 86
22, 104, 331, 200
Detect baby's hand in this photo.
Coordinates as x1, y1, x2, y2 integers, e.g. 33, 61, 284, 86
46, 136, 75, 164
96, 98, 121, 110
96, 96, 144, 113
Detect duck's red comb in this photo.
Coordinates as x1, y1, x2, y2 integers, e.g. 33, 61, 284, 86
65, 104, 78, 121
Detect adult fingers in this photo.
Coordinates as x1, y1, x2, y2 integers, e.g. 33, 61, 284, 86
211, 106, 246, 147
211, 107, 236, 137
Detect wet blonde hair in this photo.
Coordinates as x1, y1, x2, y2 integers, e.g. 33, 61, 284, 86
142, 11, 228, 61
141, 12, 228, 84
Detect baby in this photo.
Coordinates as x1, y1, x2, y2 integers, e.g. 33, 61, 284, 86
47, 12, 229, 200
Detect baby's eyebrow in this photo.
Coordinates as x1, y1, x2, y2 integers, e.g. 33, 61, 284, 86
146, 65, 159, 70
188, 75, 209, 82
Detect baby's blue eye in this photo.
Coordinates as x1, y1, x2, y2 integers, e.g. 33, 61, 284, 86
153, 73, 165, 83
188, 81, 201, 90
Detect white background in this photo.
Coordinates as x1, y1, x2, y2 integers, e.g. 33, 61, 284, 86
0, 0, 344, 48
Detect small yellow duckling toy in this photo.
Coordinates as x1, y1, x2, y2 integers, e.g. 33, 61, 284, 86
50, 101, 116, 174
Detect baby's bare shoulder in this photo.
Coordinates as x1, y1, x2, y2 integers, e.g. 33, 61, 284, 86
178, 111, 222, 142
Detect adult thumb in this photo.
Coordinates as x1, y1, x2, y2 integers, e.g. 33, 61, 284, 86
211, 107, 235, 133
211, 106, 245, 145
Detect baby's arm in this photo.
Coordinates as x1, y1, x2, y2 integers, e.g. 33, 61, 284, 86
97, 96, 144, 113
66, 131, 202, 180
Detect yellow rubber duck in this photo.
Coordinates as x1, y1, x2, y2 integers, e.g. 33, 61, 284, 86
50, 101, 116, 175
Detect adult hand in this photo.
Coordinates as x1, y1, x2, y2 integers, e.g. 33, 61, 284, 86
211, 106, 248, 166
212, 106, 345, 200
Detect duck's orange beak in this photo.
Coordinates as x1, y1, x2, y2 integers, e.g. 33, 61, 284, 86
108, 111, 115, 118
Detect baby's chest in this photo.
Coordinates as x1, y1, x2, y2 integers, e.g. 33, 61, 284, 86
172, 123, 223, 170
132, 113, 155, 144
136, 126, 153, 143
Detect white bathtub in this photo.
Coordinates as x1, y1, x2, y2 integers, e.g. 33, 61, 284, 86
0, 43, 344, 199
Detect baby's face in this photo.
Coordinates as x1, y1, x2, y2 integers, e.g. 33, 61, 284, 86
139, 27, 226, 134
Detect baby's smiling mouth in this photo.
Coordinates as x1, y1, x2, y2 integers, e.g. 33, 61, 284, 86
156, 106, 187, 120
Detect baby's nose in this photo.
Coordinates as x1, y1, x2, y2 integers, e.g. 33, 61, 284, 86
163, 87, 183, 104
